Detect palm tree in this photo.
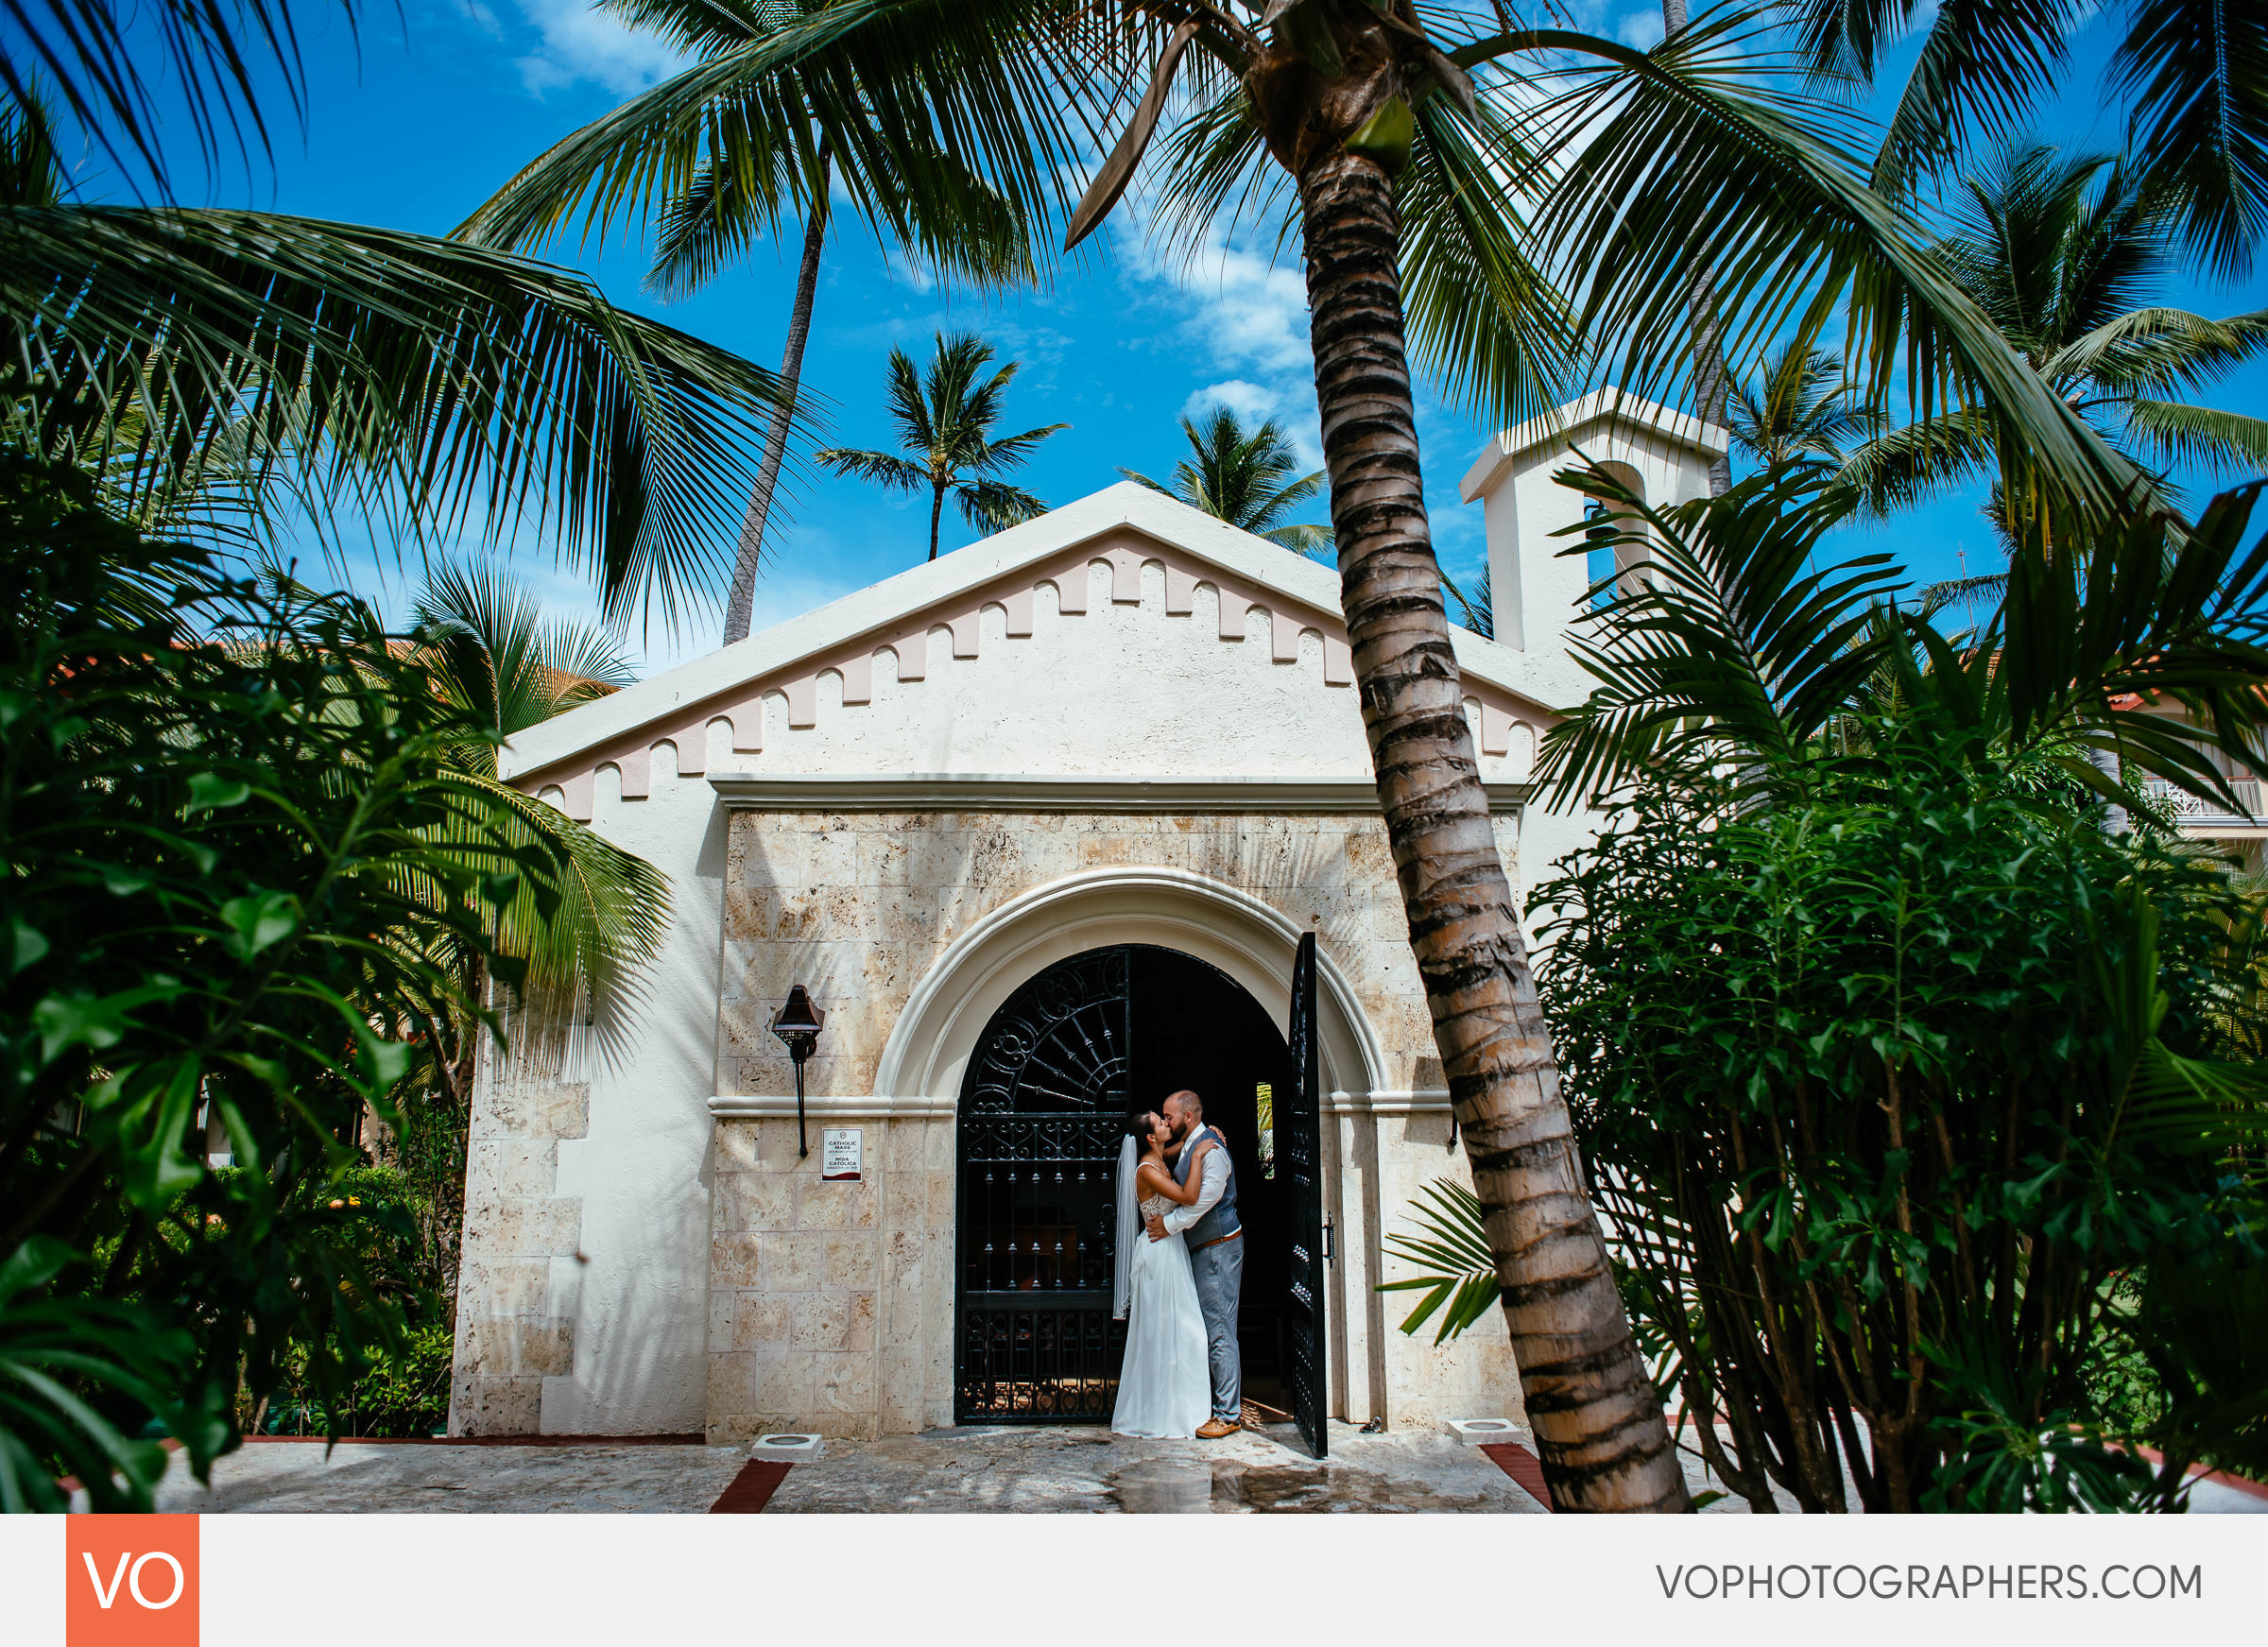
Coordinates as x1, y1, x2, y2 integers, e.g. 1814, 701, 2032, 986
1787, 0, 2268, 280
399, 560, 670, 1322
1, 73, 799, 630
1044, 3, 2153, 1514
1725, 343, 1882, 469
404, 0, 2195, 1513
404, 561, 667, 1019
1844, 143, 2268, 525
460, 0, 1037, 646
1120, 407, 1328, 552
815, 332, 1066, 562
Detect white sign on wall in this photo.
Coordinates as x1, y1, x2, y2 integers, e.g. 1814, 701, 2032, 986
821, 1127, 862, 1181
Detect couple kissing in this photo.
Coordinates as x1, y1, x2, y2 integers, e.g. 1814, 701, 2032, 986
1111, 1089, 1244, 1440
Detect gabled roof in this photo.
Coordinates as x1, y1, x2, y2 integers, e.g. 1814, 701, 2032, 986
503, 482, 1557, 817
1460, 387, 1730, 505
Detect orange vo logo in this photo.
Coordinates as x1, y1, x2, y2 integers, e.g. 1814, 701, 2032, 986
66, 1517, 198, 1647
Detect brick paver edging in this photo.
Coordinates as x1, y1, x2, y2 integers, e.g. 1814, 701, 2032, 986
711, 1459, 792, 1512
1479, 1441, 1553, 1510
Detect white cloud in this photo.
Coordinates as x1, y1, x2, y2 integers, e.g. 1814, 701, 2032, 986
1158, 243, 1314, 380
1182, 380, 1280, 423
1108, 206, 1326, 467
1615, 9, 1665, 49
509, 0, 688, 97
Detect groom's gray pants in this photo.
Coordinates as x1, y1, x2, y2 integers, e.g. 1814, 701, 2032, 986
1188, 1235, 1244, 1422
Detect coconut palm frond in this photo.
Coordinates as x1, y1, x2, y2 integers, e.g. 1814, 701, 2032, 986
454, 0, 1098, 264
1726, 343, 1881, 468
1534, 459, 1906, 806
812, 446, 927, 491
1441, 566, 1495, 638
1469, 14, 2145, 523
2, 206, 796, 627
956, 477, 1048, 534
2110, 0, 2268, 282
2122, 401, 2268, 473
409, 561, 634, 767
0, 0, 334, 196
1379, 1177, 1505, 1345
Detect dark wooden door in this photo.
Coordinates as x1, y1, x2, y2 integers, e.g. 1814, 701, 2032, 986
1284, 932, 1328, 1457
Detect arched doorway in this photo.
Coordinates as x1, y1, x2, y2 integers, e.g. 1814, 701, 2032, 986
953, 944, 1302, 1427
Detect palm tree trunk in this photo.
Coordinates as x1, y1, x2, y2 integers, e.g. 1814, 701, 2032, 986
1296, 147, 1689, 1514
1660, 0, 1733, 496
928, 480, 945, 560
721, 145, 833, 646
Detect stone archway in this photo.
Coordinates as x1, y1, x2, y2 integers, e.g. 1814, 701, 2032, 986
873, 866, 1383, 1111
948, 941, 1310, 1425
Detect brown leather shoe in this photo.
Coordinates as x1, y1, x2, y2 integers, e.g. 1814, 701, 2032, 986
1195, 1418, 1238, 1439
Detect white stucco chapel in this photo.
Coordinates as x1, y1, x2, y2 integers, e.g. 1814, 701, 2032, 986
445, 391, 1727, 1446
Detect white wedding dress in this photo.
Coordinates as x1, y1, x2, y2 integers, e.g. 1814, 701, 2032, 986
1111, 1189, 1213, 1438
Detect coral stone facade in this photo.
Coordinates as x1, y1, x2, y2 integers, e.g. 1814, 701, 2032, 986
448, 394, 1726, 1445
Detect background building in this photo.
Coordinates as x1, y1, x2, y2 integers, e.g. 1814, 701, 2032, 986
447, 394, 1726, 1445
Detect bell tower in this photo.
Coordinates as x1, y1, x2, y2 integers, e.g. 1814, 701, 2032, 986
1456, 387, 1728, 655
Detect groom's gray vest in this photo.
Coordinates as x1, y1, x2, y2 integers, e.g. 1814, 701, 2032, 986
1173, 1124, 1240, 1246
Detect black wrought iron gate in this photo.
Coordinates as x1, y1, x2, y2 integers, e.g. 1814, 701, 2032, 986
1284, 932, 1328, 1456
954, 949, 1130, 1421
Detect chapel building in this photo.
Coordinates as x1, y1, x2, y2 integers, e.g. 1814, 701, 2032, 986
446, 391, 1726, 1446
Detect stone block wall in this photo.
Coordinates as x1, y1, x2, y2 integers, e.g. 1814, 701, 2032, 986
1370, 1111, 1528, 1430
705, 806, 1532, 1440
706, 1115, 954, 1444
447, 1032, 591, 1435
715, 809, 1465, 1103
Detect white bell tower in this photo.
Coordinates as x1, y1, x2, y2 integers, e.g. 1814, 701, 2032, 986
1456, 387, 1729, 656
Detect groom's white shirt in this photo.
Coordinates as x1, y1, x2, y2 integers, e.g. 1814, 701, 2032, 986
1161, 1127, 1228, 1236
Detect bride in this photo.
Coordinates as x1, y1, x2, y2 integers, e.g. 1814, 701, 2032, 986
1111, 1110, 1216, 1439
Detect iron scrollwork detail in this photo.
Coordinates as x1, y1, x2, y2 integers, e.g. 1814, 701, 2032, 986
955, 948, 1134, 1423
965, 948, 1130, 1114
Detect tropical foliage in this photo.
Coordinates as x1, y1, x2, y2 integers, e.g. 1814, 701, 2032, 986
457, 0, 1040, 643
0, 458, 660, 1508
1786, 0, 2268, 281
2, 65, 797, 630
1383, 466, 2268, 1510
1843, 142, 2268, 527
1539, 753, 2264, 1511
1120, 407, 1328, 553
815, 331, 1066, 561
1725, 344, 1881, 469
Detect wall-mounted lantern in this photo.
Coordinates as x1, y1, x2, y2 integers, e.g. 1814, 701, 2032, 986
769, 986, 826, 1158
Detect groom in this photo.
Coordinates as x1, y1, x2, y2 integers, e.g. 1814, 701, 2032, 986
1146, 1089, 1243, 1438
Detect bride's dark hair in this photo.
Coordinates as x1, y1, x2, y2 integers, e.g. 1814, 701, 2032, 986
1126, 1110, 1161, 1151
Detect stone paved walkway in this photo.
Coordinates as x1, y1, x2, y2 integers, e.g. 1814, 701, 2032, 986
766, 1420, 1539, 1513
146, 1423, 2267, 1514
147, 1422, 1539, 1514
151, 1438, 747, 1514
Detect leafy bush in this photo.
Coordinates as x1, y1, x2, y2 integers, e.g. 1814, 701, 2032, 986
1533, 746, 2267, 1511
0, 456, 558, 1507
262, 1325, 455, 1440
1379, 466, 2268, 1512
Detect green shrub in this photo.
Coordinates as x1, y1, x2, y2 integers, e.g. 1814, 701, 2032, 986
0, 456, 547, 1507
1531, 747, 2267, 1510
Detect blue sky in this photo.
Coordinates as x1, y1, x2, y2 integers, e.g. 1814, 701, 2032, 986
76, 1, 2268, 674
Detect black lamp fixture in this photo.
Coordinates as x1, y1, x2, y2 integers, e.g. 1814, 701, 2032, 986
769, 985, 826, 1158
